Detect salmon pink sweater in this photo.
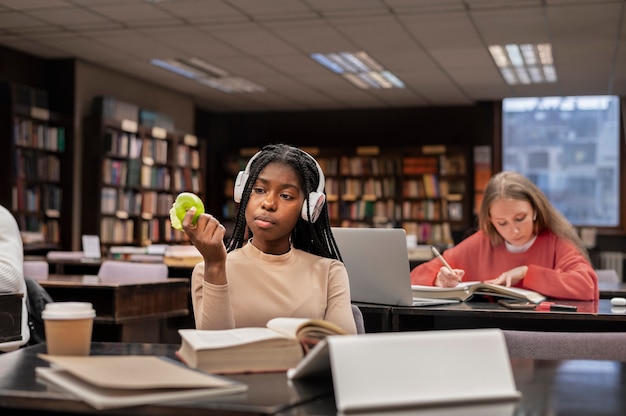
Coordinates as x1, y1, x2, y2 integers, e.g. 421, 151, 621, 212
410, 230, 598, 301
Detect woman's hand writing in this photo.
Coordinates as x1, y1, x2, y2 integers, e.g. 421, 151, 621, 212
434, 267, 465, 288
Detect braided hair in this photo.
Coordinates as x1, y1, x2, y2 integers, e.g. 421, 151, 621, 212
226, 143, 343, 261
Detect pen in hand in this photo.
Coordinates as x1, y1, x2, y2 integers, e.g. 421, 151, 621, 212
431, 246, 461, 282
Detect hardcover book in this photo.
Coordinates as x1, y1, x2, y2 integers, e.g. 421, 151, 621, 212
177, 317, 348, 374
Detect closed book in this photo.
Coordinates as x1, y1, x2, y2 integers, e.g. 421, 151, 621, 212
411, 281, 546, 304
177, 317, 348, 374
35, 354, 247, 410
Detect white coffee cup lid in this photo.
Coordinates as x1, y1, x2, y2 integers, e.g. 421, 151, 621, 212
42, 302, 96, 320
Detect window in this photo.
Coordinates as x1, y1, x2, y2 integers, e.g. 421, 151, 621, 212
502, 96, 621, 227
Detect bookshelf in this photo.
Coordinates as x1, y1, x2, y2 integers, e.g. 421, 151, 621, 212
317, 147, 400, 229
400, 147, 470, 245
220, 146, 472, 245
0, 83, 73, 250
82, 97, 205, 249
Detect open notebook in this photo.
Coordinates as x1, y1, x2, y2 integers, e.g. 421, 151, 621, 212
331, 227, 459, 307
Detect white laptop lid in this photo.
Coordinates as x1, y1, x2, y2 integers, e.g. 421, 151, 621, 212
288, 329, 520, 414
332, 227, 414, 306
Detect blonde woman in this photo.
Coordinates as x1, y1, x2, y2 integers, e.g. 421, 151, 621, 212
411, 171, 598, 301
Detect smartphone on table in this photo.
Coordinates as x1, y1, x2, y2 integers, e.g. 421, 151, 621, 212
497, 299, 537, 310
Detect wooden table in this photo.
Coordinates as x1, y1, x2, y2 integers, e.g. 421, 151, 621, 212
2, 342, 626, 415
39, 274, 190, 343
390, 298, 626, 332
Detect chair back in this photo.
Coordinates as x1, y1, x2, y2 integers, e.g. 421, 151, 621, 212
351, 304, 365, 334
23, 260, 49, 281
97, 260, 168, 283
595, 269, 620, 284
503, 330, 626, 361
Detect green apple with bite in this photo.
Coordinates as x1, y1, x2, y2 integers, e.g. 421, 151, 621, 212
169, 192, 205, 231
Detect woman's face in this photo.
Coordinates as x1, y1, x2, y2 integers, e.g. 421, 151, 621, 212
245, 162, 305, 254
489, 198, 536, 247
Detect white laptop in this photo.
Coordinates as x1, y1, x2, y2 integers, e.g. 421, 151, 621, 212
288, 329, 520, 413
331, 227, 459, 307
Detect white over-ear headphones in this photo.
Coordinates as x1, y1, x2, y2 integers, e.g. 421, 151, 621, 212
233, 148, 326, 223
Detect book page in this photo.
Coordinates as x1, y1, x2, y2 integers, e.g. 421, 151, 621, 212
38, 355, 235, 389
472, 283, 546, 303
266, 317, 348, 340
266, 317, 311, 338
411, 284, 471, 292
178, 327, 288, 350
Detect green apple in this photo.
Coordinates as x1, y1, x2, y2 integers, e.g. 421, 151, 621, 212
169, 192, 205, 231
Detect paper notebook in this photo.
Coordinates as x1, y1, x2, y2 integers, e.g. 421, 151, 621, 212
288, 329, 521, 414
331, 227, 459, 307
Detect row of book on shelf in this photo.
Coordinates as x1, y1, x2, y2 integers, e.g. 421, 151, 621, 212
323, 175, 464, 201
12, 180, 61, 213
101, 188, 174, 217
14, 149, 61, 181
102, 159, 200, 192
104, 128, 169, 163
402, 199, 464, 222
98, 217, 186, 245
15, 216, 60, 243
315, 153, 467, 177
403, 221, 454, 245
103, 159, 171, 189
325, 177, 397, 199
326, 199, 397, 222
13, 118, 66, 151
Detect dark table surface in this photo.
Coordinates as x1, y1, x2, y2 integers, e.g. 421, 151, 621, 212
0, 342, 333, 416
3, 341, 626, 415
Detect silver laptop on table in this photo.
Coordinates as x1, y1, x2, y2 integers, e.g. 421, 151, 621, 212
331, 227, 459, 307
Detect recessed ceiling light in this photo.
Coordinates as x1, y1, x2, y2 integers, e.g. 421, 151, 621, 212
488, 43, 557, 85
150, 58, 265, 94
311, 51, 405, 90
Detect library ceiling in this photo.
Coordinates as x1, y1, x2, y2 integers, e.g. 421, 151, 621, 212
0, 0, 624, 112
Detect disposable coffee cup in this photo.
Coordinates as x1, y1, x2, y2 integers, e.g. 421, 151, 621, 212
42, 302, 96, 356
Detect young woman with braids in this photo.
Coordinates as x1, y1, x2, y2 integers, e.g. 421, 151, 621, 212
181, 144, 357, 333
410, 171, 598, 301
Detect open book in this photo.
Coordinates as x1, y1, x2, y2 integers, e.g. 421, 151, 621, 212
177, 317, 348, 374
411, 281, 546, 304
35, 354, 247, 410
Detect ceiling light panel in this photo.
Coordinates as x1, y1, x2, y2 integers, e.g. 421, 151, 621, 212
150, 57, 265, 94
489, 43, 557, 86
311, 51, 405, 90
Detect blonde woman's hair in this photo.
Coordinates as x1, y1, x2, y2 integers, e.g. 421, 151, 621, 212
478, 171, 590, 261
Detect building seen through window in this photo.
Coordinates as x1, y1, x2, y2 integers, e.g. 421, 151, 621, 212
502, 96, 620, 227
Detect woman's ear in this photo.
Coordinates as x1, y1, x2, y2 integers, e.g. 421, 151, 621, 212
533, 212, 537, 221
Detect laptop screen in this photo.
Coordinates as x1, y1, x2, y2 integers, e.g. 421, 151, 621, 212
331, 227, 414, 306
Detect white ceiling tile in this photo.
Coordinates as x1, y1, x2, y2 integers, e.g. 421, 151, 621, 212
0, 0, 69, 9
0, 10, 50, 28
86, 3, 178, 23
0, 1, 622, 111
473, 8, 554, 44
210, 27, 300, 56
399, 12, 484, 49
23, 7, 111, 25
